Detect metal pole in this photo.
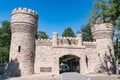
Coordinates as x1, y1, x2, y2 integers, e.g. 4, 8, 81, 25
116, 27, 119, 75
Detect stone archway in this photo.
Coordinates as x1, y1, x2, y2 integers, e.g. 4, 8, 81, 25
59, 54, 80, 74
52, 48, 87, 75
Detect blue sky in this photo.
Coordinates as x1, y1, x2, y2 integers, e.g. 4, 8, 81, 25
0, 0, 94, 38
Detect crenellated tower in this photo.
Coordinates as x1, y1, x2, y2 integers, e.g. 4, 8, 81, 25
8, 8, 38, 76
91, 21, 114, 56
91, 21, 115, 72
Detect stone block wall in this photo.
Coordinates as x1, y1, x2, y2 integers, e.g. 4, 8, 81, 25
35, 39, 98, 75
34, 46, 54, 74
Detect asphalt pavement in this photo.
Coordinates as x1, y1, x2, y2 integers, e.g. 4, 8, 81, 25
0, 72, 119, 80
61, 72, 120, 80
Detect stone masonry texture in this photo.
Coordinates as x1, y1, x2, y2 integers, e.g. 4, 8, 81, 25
8, 8, 115, 77
7, 8, 38, 76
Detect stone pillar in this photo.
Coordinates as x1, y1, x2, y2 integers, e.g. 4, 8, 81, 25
77, 33, 82, 46
53, 58, 59, 75
80, 54, 88, 74
52, 32, 58, 46
7, 8, 38, 76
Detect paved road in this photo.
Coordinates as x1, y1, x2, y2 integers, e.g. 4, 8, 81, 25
61, 72, 120, 80
0, 72, 119, 80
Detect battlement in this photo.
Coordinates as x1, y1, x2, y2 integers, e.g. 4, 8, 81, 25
37, 39, 52, 42
36, 37, 97, 48
12, 8, 38, 18
91, 22, 114, 40
58, 36, 77, 45
36, 39, 52, 46
36, 37, 77, 46
58, 36, 76, 39
11, 8, 38, 33
91, 22, 113, 33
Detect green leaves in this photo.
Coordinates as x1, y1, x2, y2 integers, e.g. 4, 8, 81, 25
62, 27, 75, 37
90, 0, 120, 28
0, 21, 11, 63
90, 0, 112, 23
36, 31, 49, 39
0, 47, 9, 63
81, 24, 93, 41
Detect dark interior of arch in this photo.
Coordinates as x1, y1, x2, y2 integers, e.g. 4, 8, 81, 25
59, 55, 80, 74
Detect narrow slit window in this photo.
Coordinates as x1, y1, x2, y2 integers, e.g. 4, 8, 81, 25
18, 46, 21, 52
86, 56, 88, 68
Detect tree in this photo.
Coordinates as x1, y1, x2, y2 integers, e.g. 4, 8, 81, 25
0, 21, 11, 63
90, 0, 111, 24
109, 0, 120, 27
90, 0, 120, 27
106, 0, 120, 64
62, 27, 75, 37
36, 31, 49, 39
80, 24, 93, 41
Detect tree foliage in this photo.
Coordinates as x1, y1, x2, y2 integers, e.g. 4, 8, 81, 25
62, 27, 75, 37
90, 0, 110, 23
0, 21, 11, 63
36, 31, 49, 39
109, 0, 120, 27
90, 0, 120, 27
80, 24, 93, 41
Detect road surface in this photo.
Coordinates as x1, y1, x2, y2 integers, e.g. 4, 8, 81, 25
0, 72, 119, 80
61, 72, 120, 80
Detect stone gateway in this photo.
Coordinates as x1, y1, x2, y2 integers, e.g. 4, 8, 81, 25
7, 8, 115, 77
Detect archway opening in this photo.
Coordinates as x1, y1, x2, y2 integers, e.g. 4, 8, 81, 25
59, 55, 80, 74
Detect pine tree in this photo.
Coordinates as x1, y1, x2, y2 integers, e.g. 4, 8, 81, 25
81, 24, 93, 41
62, 27, 75, 37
